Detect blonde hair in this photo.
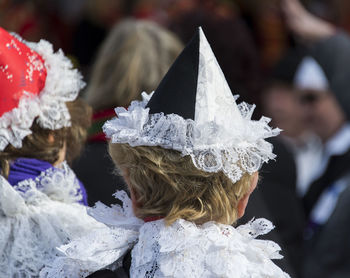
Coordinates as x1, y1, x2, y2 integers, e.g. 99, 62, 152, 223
85, 19, 183, 110
109, 143, 253, 225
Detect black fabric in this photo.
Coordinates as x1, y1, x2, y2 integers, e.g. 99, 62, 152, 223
146, 29, 199, 120
271, 47, 307, 85
301, 178, 350, 278
311, 32, 350, 120
86, 249, 132, 278
121, 249, 132, 276
86, 269, 119, 278
299, 32, 350, 278
240, 137, 302, 278
302, 148, 350, 217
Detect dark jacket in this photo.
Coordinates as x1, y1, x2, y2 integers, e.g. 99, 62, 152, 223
299, 31, 350, 278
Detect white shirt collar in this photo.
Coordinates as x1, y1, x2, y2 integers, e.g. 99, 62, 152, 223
325, 123, 350, 156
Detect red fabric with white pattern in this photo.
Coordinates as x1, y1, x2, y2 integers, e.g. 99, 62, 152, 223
0, 27, 47, 117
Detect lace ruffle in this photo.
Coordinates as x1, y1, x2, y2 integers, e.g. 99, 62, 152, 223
132, 218, 289, 278
41, 191, 289, 278
103, 93, 281, 183
13, 161, 84, 204
40, 191, 143, 278
0, 175, 104, 278
0, 37, 84, 151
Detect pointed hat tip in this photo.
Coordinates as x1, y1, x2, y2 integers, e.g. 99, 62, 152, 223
198, 26, 205, 37
197, 26, 209, 47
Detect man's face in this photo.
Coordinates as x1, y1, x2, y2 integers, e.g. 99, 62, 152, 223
262, 85, 307, 139
298, 89, 345, 141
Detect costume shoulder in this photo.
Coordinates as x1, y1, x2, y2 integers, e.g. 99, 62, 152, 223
40, 191, 143, 278
40, 191, 290, 278
0, 174, 104, 277
0, 175, 27, 216
131, 218, 290, 278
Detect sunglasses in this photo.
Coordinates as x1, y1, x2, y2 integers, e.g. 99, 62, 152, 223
299, 92, 326, 104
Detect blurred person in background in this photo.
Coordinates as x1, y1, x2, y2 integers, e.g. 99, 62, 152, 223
71, 0, 139, 75
243, 48, 313, 278
243, 0, 350, 276
282, 0, 350, 277
73, 19, 183, 206
247, 0, 350, 277
0, 0, 45, 42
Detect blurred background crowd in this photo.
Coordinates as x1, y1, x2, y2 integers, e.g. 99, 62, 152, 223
4, 0, 350, 78
2, 0, 350, 277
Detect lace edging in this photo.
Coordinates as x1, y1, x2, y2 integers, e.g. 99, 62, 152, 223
13, 161, 84, 204
0, 174, 104, 278
40, 190, 142, 278
88, 190, 144, 229
40, 191, 289, 278
103, 92, 281, 184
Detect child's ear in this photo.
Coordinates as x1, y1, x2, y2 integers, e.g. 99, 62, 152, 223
48, 133, 55, 143
237, 172, 258, 219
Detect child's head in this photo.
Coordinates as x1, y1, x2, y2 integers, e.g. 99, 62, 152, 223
109, 143, 255, 225
0, 27, 88, 177
103, 28, 278, 226
0, 98, 91, 178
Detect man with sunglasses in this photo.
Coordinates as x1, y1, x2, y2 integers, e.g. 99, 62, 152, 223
283, 0, 350, 277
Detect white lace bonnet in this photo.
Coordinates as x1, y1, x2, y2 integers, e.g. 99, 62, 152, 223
0, 27, 84, 151
103, 27, 280, 183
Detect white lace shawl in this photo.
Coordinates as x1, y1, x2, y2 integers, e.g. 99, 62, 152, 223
41, 191, 290, 278
0, 163, 104, 278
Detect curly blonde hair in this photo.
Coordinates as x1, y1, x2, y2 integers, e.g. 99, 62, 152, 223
109, 143, 253, 225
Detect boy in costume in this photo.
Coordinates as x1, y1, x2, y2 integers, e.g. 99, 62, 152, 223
0, 27, 103, 277
41, 28, 289, 278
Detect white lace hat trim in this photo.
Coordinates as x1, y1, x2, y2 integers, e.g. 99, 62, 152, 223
103, 92, 281, 183
0, 36, 85, 151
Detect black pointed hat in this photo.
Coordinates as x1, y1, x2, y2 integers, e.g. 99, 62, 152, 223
146, 27, 243, 127
104, 27, 280, 184
146, 30, 199, 120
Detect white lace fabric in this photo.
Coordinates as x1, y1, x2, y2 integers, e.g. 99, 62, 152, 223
0, 163, 104, 278
13, 161, 84, 204
41, 191, 290, 278
0, 35, 85, 151
103, 93, 280, 184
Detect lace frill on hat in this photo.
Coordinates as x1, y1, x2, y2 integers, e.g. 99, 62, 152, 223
103, 28, 280, 184
104, 92, 280, 184
0, 34, 84, 151
0, 162, 103, 278
40, 191, 290, 278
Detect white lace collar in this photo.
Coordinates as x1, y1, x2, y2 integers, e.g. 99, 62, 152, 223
13, 161, 84, 204
0, 168, 104, 278
131, 219, 289, 278
41, 191, 290, 278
